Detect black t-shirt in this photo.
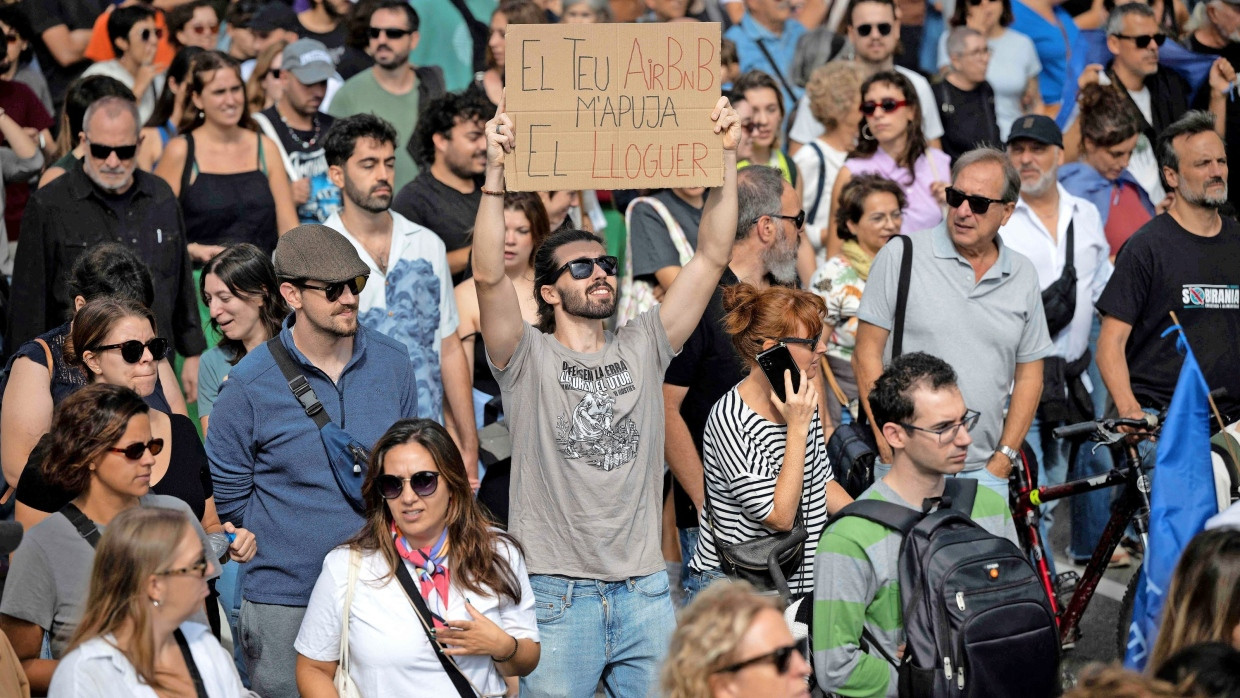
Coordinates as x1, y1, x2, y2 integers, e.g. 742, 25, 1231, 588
391, 171, 483, 284
1190, 37, 1240, 202
932, 80, 1001, 163
16, 413, 213, 522
260, 106, 338, 223
1095, 213, 1240, 418
22, 0, 108, 113
298, 22, 348, 65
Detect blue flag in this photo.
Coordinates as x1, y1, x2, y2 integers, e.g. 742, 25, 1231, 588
1123, 326, 1215, 670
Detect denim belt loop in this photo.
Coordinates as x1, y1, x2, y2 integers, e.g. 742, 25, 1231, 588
564, 579, 575, 607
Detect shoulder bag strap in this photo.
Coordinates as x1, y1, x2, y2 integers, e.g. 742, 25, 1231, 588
861, 626, 899, 667
807, 141, 827, 225
34, 338, 53, 380
819, 356, 850, 407
266, 337, 331, 430
59, 502, 101, 548
179, 133, 194, 203
173, 628, 209, 698
393, 561, 477, 698
892, 235, 913, 359
754, 39, 798, 105
1063, 217, 1075, 273
339, 548, 361, 681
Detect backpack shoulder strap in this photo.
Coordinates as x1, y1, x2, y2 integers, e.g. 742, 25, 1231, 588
265, 337, 331, 430
943, 477, 978, 514
892, 235, 913, 358
836, 499, 922, 535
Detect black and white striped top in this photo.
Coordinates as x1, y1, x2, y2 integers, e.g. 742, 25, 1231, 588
689, 385, 834, 594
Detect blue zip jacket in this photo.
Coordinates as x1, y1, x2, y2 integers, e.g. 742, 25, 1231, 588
207, 315, 417, 605
1058, 162, 1155, 230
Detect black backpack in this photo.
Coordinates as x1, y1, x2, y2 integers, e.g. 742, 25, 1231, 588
836, 479, 1060, 697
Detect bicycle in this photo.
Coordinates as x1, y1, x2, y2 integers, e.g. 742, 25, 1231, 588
1007, 414, 1162, 653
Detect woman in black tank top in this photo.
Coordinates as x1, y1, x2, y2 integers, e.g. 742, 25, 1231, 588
155, 51, 297, 263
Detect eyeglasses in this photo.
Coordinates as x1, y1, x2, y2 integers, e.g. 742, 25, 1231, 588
85, 138, 139, 161
961, 46, 992, 58
90, 338, 169, 363
715, 645, 801, 675
299, 276, 368, 302
376, 471, 440, 499
776, 210, 806, 230
860, 98, 907, 116
187, 23, 219, 36
369, 27, 413, 40
108, 438, 165, 460
157, 554, 210, 578
1114, 32, 1167, 49
855, 22, 893, 37
4, 32, 20, 44
550, 255, 619, 282
944, 186, 1007, 214
900, 409, 981, 445
139, 27, 164, 42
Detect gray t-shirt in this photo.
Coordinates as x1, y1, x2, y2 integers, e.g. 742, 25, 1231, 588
489, 308, 676, 580
0, 494, 214, 658
196, 345, 233, 419
856, 225, 1052, 470
629, 190, 703, 279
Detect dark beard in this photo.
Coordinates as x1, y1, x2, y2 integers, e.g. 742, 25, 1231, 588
561, 281, 616, 320
344, 178, 392, 214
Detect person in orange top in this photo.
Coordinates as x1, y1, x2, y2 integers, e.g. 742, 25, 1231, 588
84, 2, 175, 67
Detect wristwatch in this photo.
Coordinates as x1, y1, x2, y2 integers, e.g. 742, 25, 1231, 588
996, 444, 1021, 463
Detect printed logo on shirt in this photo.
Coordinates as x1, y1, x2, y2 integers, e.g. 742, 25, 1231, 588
554, 361, 640, 472
1182, 284, 1240, 310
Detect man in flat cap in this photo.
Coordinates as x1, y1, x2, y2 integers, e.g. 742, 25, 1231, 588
206, 223, 418, 698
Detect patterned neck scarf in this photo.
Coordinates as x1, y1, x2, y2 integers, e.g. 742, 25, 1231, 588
392, 523, 452, 628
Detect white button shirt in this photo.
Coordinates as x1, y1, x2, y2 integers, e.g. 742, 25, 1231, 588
999, 183, 1113, 362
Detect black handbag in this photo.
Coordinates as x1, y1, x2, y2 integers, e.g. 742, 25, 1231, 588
1040, 218, 1077, 337
707, 490, 808, 597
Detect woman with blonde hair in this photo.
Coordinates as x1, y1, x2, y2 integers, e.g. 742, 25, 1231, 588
661, 580, 812, 698
48, 507, 252, 697
1147, 528, 1240, 671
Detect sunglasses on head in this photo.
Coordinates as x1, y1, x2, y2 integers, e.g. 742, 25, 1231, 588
108, 438, 165, 460
551, 255, 619, 282
139, 27, 164, 42
91, 337, 169, 363
86, 139, 139, 161
369, 27, 413, 40
860, 98, 907, 116
855, 22, 893, 37
944, 186, 1007, 214
1114, 32, 1167, 48
376, 471, 440, 499
299, 276, 368, 302
715, 645, 802, 675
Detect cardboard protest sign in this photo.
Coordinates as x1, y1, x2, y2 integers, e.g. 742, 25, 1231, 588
503, 22, 723, 191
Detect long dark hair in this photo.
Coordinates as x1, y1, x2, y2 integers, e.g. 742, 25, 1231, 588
850, 71, 928, 184
42, 384, 151, 497
532, 228, 606, 334
144, 46, 204, 129
177, 50, 257, 134
201, 244, 289, 365
347, 419, 525, 604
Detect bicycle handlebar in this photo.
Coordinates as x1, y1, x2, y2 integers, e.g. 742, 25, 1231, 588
1053, 414, 1159, 440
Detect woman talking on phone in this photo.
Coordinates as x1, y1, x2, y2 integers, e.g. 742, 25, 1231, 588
683, 285, 852, 604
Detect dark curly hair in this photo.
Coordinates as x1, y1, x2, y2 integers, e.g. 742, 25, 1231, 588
869, 351, 958, 429
834, 174, 907, 242
42, 384, 150, 497
409, 92, 492, 170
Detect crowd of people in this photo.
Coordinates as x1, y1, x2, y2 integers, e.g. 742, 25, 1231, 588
0, 0, 1235, 696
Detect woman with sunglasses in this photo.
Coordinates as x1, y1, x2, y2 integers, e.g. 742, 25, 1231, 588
0, 384, 226, 695
938, 0, 1044, 140
661, 579, 813, 698
156, 50, 298, 263
296, 418, 539, 696
80, 5, 166, 125
167, 0, 220, 51
824, 71, 950, 259
137, 46, 204, 171
684, 284, 852, 603
246, 40, 287, 114
48, 506, 254, 697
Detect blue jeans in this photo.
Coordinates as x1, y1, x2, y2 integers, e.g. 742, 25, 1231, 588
1069, 316, 1116, 561
521, 572, 677, 698
681, 567, 727, 607
216, 560, 250, 685
678, 527, 700, 597
1027, 416, 1072, 576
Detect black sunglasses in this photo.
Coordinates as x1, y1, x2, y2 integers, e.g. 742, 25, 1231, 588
108, 438, 165, 460
551, 255, 619, 282
139, 27, 164, 42
299, 276, 368, 302
715, 645, 801, 675
376, 471, 440, 499
86, 139, 139, 161
860, 98, 907, 116
1114, 32, 1167, 49
944, 186, 1007, 214
855, 22, 893, 37
90, 338, 169, 363
776, 210, 806, 229
369, 27, 413, 40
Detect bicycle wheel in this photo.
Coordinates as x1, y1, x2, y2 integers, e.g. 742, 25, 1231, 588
1116, 564, 1143, 659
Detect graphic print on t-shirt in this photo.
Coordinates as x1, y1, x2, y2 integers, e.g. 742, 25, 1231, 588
554, 361, 640, 471
1182, 284, 1240, 310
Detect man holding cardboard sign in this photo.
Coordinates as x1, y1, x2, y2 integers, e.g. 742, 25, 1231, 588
474, 88, 739, 695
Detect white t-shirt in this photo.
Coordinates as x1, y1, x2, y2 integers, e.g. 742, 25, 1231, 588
792, 139, 848, 259
790, 64, 943, 144
327, 210, 459, 419
295, 541, 539, 697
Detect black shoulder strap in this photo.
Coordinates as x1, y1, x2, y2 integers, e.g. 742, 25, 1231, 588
836, 499, 922, 535
443, 0, 489, 74
892, 235, 913, 358
754, 39, 798, 105
861, 627, 900, 667
393, 561, 475, 698
178, 133, 194, 203
174, 628, 209, 698
808, 141, 827, 224
943, 476, 977, 514
266, 337, 331, 430
59, 502, 100, 548
1063, 218, 1075, 272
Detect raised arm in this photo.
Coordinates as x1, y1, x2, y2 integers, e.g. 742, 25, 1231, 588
473, 96, 527, 370
659, 97, 740, 351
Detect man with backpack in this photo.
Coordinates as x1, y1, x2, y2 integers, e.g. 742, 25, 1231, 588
813, 352, 1059, 697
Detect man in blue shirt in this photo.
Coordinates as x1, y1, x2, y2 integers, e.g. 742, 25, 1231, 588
725, 0, 806, 116
207, 223, 418, 698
